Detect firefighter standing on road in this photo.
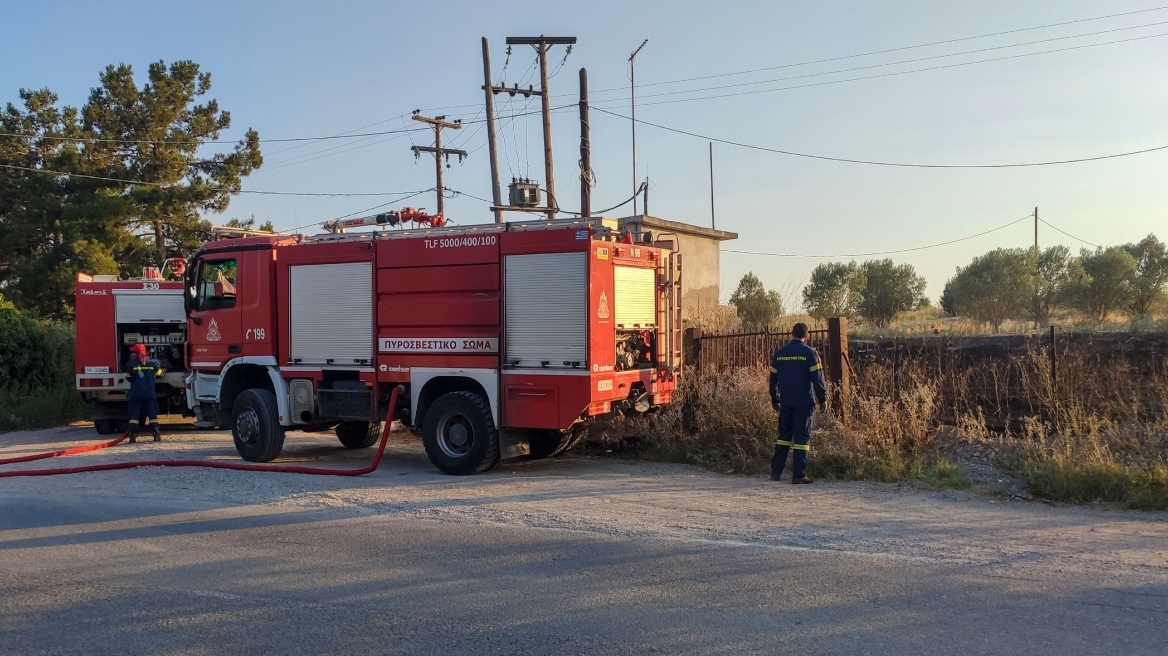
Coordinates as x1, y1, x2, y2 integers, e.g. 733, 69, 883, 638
125, 343, 163, 444
769, 323, 827, 484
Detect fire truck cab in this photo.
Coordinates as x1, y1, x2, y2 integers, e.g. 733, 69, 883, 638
183, 217, 681, 474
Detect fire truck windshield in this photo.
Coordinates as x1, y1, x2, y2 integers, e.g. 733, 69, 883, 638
195, 259, 238, 311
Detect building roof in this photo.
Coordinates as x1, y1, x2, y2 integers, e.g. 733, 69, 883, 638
617, 214, 738, 241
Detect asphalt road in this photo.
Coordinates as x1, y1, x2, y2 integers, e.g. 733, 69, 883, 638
2, 426, 1167, 655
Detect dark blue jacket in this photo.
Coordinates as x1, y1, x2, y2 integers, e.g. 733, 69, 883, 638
769, 340, 827, 407
124, 357, 162, 399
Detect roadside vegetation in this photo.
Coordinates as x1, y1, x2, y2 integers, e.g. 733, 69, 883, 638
601, 366, 971, 490
602, 332, 1167, 510
0, 294, 86, 431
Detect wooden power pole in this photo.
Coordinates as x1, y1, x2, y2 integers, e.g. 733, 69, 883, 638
579, 67, 591, 218
498, 36, 576, 219
411, 113, 467, 218
481, 38, 503, 223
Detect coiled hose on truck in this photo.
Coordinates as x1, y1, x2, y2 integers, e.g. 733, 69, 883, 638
0, 387, 401, 478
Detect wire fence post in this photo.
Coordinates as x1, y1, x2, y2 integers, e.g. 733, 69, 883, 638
1050, 324, 1058, 390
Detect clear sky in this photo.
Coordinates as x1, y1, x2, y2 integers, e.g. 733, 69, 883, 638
3, 1, 1166, 303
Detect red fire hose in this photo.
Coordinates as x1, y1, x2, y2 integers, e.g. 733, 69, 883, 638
0, 388, 400, 478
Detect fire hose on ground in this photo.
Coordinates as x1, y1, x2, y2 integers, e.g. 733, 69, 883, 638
0, 387, 401, 479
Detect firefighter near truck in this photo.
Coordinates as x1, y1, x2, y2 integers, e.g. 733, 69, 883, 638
167, 212, 681, 475
74, 272, 190, 434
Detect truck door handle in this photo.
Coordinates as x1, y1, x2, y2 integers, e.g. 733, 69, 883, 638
228, 345, 242, 354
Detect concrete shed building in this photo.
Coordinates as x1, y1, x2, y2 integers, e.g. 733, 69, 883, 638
618, 215, 737, 325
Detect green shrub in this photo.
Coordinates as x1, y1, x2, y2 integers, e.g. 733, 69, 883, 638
0, 306, 76, 392
0, 304, 84, 431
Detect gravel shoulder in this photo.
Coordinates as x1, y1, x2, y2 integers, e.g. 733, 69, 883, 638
3, 422, 1167, 585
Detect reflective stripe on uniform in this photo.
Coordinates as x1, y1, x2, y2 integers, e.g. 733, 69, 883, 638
128, 419, 139, 424
792, 443, 810, 451
809, 363, 822, 372
768, 367, 777, 373
776, 439, 793, 446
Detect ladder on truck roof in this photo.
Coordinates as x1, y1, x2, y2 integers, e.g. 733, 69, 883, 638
301, 216, 622, 244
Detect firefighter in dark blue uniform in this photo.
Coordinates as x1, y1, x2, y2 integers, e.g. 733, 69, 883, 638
124, 343, 163, 444
768, 323, 827, 483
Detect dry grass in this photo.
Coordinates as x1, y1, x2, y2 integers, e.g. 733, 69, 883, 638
601, 331, 1166, 508
859, 333, 1168, 509
602, 367, 968, 488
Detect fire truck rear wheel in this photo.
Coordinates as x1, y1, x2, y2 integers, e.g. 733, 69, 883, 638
94, 418, 126, 435
422, 391, 500, 475
336, 421, 381, 449
231, 389, 285, 462
527, 427, 580, 459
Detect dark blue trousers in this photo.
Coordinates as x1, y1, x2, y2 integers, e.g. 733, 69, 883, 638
127, 397, 159, 436
772, 404, 813, 479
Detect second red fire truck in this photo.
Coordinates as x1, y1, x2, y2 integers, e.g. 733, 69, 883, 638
176, 214, 681, 474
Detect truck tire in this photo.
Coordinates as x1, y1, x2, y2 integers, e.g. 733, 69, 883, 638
336, 421, 381, 449
421, 391, 500, 475
94, 418, 125, 435
231, 389, 285, 462
527, 427, 580, 459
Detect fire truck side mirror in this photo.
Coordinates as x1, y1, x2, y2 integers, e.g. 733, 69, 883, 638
183, 259, 199, 315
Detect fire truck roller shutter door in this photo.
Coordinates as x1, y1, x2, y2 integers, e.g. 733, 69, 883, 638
289, 263, 373, 365
505, 252, 587, 368
613, 266, 657, 328
113, 289, 186, 324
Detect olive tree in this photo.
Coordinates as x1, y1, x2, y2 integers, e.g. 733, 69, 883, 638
801, 261, 860, 320
941, 248, 1031, 332
1072, 247, 1137, 322
854, 259, 927, 327
729, 272, 783, 330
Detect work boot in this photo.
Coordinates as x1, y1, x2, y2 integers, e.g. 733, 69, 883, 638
770, 473, 783, 481
791, 476, 814, 485
152, 427, 161, 442
127, 432, 137, 445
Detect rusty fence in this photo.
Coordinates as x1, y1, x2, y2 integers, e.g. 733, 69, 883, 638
683, 317, 850, 388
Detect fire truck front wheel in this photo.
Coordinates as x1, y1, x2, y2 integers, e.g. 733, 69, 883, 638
335, 421, 381, 449
421, 391, 500, 475
231, 389, 286, 462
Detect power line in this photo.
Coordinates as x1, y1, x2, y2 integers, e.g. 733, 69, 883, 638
0, 125, 429, 146
256, 133, 412, 173
588, 31, 1168, 109
0, 164, 431, 196
591, 20, 1168, 104
590, 4, 1168, 94
261, 112, 411, 158
593, 107, 1168, 168
0, 164, 166, 186
240, 188, 434, 197
1038, 218, 1101, 248
724, 214, 1033, 258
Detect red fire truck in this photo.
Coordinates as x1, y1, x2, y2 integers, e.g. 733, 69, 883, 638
74, 272, 190, 434
181, 215, 681, 474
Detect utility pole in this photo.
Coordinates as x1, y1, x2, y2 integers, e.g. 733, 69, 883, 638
1034, 207, 1039, 253
579, 67, 591, 218
629, 38, 648, 216
642, 178, 649, 216
709, 142, 716, 229
490, 35, 576, 219
481, 38, 503, 223
410, 113, 467, 218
